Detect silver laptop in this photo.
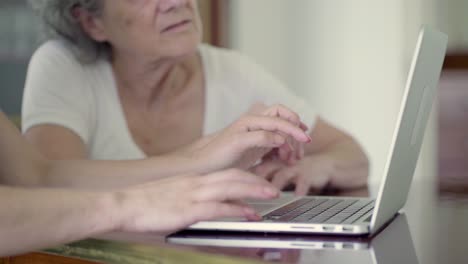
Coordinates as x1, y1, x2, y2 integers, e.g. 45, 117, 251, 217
169, 214, 418, 264
188, 26, 448, 236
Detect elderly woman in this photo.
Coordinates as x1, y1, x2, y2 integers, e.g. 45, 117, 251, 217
22, 0, 369, 194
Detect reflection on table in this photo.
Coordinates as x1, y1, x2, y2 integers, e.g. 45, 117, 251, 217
167, 213, 418, 264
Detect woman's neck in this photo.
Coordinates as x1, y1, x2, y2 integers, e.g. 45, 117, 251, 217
111, 51, 199, 109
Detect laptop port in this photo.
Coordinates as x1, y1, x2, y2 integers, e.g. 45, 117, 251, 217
343, 243, 354, 249
323, 243, 335, 249
342, 226, 354, 232
322, 226, 335, 231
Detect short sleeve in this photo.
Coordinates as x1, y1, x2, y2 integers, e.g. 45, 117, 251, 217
235, 53, 318, 131
21, 41, 95, 144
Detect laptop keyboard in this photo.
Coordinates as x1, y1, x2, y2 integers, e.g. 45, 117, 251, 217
263, 198, 375, 224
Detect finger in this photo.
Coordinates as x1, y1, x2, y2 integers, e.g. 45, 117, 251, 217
252, 161, 283, 179
262, 104, 301, 127
291, 139, 304, 161
200, 169, 270, 185
191, 202, 261, 222
272, 169, 298, 191
272, 132, 295, 163
223, 201, 263, 221
274, 131, 303, 164
262, 148, 280, 161
278, 143, 292, 162
300, 122, 309, 132
291, 136, 306, 161
285, 138, 299, 165
235, 130, 288, 152
193, 182, 279, 202
228, 200, 251, 208
286, 144, 298, 166
298, 142, 305, 160
252, 161, 284, 180
295, 176, 311, 196
309, 174, 330, 191
239, 116, 310, 142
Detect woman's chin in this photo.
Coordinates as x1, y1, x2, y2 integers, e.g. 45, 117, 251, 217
162, 34, 201, 54
163, 42, 200, 59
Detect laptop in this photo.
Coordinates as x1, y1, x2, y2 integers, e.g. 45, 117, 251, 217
169, 214, 418, 264
187, 26, 448, 236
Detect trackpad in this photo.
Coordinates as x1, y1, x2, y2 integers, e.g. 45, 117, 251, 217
247, 192, 297, 214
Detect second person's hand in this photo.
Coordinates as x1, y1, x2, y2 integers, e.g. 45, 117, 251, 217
112, 169, 280, 234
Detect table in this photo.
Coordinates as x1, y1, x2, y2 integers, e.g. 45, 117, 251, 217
2, 177, 467, 264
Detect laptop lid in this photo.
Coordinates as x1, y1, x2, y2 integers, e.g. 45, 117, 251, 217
187, 26, 447, 235
370, 26, 448, 233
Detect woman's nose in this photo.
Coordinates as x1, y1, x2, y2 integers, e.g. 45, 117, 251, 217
159, 0, 187, 13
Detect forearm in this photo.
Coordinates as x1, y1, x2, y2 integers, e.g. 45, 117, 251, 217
0, 186, 120, 257
42, 154, 208, 189
307, 138, 369, 189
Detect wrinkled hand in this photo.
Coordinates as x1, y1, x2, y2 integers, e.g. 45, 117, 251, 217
177, 104, 311, 172
252, 155, 333, 196
115, 169, 279, 233
248, 103, 308, 166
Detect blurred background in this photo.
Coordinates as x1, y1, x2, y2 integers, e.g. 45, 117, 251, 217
0, 0, 466, 197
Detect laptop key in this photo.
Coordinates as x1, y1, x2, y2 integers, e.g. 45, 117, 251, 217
308, 200, 358, 223
264, 198, 315, 219
342, 201, 375, 224
325, 200, 373, 224
274, 199, 329, 222
289, 199, 347, 223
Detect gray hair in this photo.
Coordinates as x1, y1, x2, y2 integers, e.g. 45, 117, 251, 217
29, 0, 108, 63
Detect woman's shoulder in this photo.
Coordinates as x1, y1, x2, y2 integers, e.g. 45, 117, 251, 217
30, 39, 110, 78
32, 39, 79, 63
29, 40, 92, 78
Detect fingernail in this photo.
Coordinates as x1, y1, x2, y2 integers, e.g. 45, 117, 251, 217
299, 133, 310, 142
244, 207, 256, 215
245, 210, 262, 221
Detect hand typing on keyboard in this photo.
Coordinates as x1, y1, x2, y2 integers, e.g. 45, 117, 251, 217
251, 117, 370, 195
252, 155, 332, 196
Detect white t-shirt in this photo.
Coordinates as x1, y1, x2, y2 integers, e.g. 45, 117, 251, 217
22, 40, 317, 160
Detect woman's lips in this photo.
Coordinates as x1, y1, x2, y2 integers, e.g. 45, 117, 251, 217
162, 20, 192, 33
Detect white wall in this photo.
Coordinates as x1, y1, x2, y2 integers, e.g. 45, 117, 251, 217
229, 0, 442, 190
436, 0, 468, 51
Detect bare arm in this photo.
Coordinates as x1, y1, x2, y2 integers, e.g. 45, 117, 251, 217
0, 171, 279, 257
303, 117, 369, 189
20, 105, 310, 189
24, 125, 88, 159
0, 116, 126, 253
0, 186, 117, 257
8, 119, 206, 189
